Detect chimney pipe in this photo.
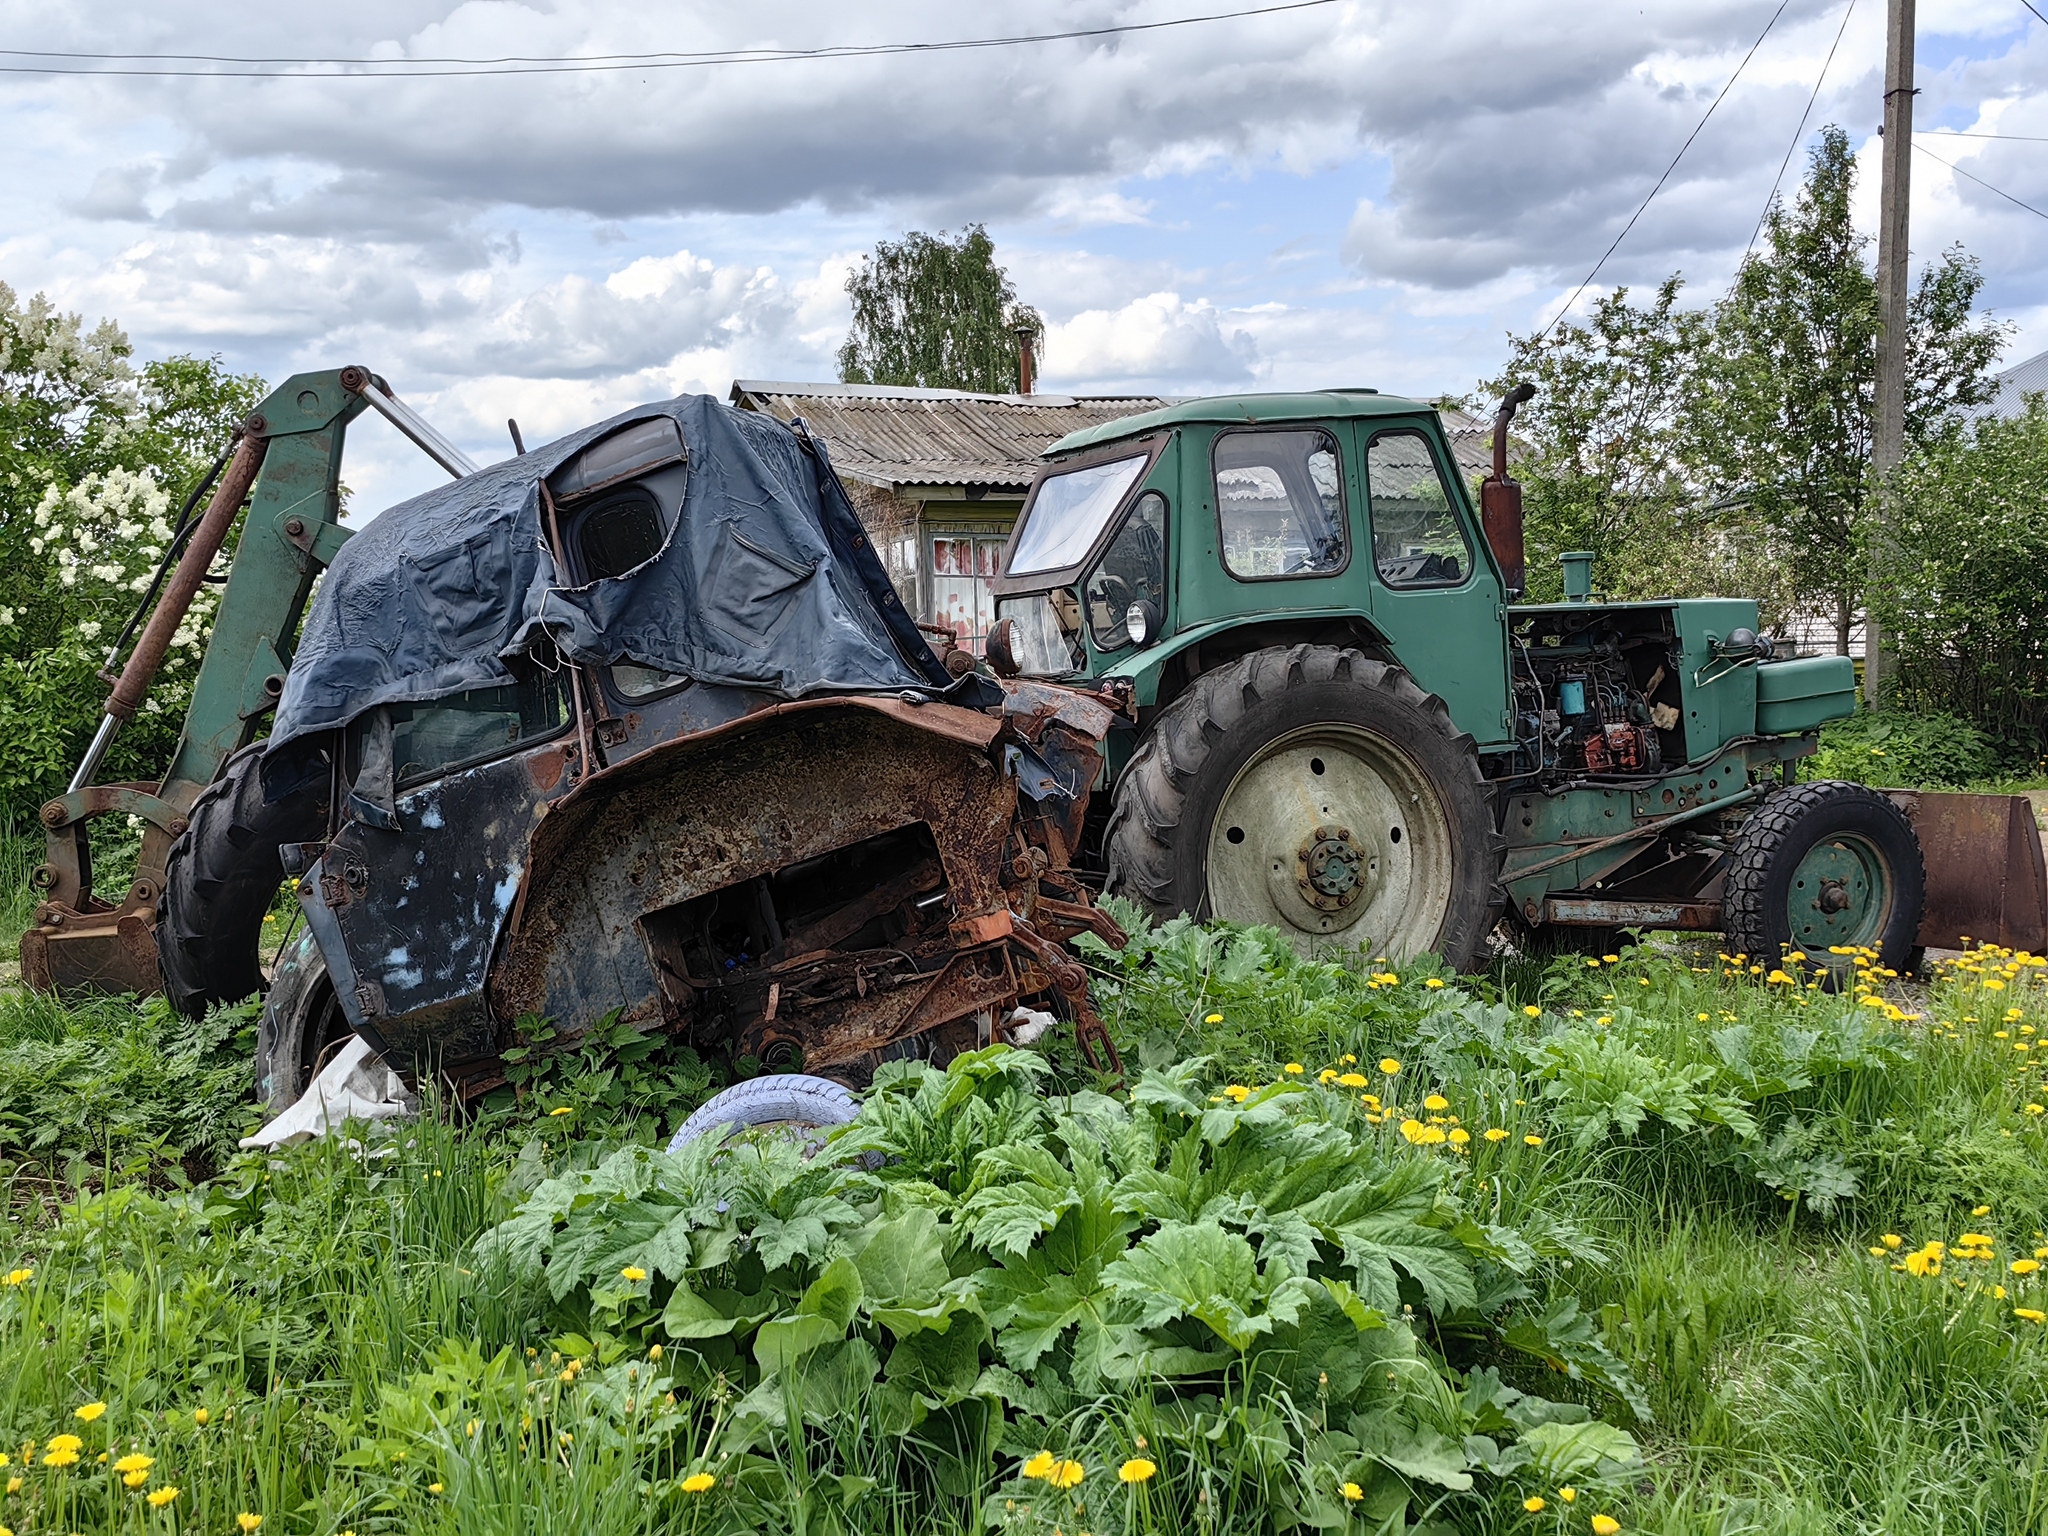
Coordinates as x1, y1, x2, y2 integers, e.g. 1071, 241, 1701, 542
1479, 382, 1536, 600
1014, 326, 1037, 396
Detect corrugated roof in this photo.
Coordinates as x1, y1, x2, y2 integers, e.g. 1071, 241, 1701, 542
731, 380, 1174, 491
1967, 347, 2048, 422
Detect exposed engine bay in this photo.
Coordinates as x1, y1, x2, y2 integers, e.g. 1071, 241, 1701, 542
1509, 607, 1696, 782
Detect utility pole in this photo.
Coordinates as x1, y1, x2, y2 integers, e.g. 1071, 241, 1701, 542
1866, 0, 1915, 705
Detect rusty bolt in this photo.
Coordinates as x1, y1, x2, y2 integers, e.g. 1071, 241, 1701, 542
41, 801, 66, 826
169, 817, 189, 836
29, 865, 57, 890
284, 516, 306, 537
244, 412, 267, 435
339, 365, 369, 393
263, 674, 284, 697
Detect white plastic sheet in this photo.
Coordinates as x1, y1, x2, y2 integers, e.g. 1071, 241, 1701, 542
238, 1035, 416, 1149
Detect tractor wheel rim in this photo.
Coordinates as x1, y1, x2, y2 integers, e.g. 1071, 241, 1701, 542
1204, 723, 1454, 955
1786, 833, 1893, 965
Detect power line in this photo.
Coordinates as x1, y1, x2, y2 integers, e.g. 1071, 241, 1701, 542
1745, 0, 1856, 262
0, 0, 1339, 79
1917, 128, 2048, 143
2019, 0, 2048, 29
1537, 0, 1792, 343
1915, 138, 2048, 221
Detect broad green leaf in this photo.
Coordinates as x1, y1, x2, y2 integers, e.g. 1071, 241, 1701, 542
854, 1206, 948, 1307
754, 1257, 863, 1373
661, 1283, 738, 1340
1520, 1420, 1641, 1481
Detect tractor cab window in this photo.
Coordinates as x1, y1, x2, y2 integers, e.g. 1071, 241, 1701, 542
1084, 491, 1167, 650
1006, 454, 1149, 575
1214, 429, 1346, 580
350, 665, 573, 790
1366, 430, 1470, 588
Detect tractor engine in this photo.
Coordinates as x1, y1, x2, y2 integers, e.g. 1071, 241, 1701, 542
1513, 613, 1682, 781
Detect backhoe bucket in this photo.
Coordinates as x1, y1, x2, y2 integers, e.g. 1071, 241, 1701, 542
1888, 791, 2048, 954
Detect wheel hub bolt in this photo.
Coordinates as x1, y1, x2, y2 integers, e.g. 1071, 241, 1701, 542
1816, 879, 1851, 914
1296, 823, 1364, 910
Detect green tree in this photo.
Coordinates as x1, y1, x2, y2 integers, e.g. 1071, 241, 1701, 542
1481, 278, 1706, 603
1880, 398, 2048, 760
0, 281, 265, 819
838, 226, 1044, 393
1690, 127, 2008, 653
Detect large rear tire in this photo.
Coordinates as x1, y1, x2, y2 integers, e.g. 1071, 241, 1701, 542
1104, 644, 1502, 966
159, 743, 328, 1018
1722, 781, 1925, 984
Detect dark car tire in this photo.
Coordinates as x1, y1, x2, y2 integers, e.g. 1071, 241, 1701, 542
1104, 644, 1503, 967
253, 926, 353, 1115
1722, 781, 1925, 985
160, 742, 328, 1018
666, 1075, 861, 1154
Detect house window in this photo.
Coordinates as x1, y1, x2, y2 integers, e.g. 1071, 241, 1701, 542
930, 533, 1007, 653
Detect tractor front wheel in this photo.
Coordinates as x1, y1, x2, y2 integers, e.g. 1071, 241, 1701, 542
1104, 645, 1502, 965
1722, 781, 1925, 984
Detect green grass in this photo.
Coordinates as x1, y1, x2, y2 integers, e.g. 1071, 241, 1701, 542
0, 921, 2044, 1534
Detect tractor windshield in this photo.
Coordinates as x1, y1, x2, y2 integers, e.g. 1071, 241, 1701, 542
1006, 454, 1148, 575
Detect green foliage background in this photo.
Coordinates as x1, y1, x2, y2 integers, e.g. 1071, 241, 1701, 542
838, 226, 1044, 394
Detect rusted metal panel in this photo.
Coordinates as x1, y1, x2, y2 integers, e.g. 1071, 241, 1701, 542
1890, 791, 2048, 952
1541, 897, 1724, 930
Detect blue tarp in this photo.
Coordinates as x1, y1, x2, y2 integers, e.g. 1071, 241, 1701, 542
269, 394, 946, 753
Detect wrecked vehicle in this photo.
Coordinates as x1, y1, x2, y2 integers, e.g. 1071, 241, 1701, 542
22, 369, 1127, 1114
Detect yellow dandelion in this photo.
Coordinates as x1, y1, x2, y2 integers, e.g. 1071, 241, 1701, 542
1224, 1084, 1252, 1102
1342, 1482, 1364, 1502
192, 1408, 209, 1426
46, 1435, 81, 1456
2015, 1307, 2047, 1323
237, 1516, 263, 1533
1484, 1127, 1508, 1142
1449, 1128, 1471, 1146
682, 1472, 716, 1493
1881, 1233, 1903, 1250
428, 1483, 444, 1494
42, 1448, 78, 1468
1976, 1205, 1993, 1216
147, 1487, 180, 1507
0, 1270, 30, 1287
620, 1266, 647, 1282
548, 1106, 574, 1117
1522, 1004, 1542, 1018
123, 1468, 149, 1488
1337, 1072, 1368, 1089
1591, 1517, 1621, 1536
73, 1403, 106, 1423
1559, 1487, 1578, 1504
2012, 1259, 2041, 1275
1204, 1013, 1223, 1024
1423, 1093, 1450, 1111
1048, 1459, 1085, 1490
1119, 1458, 1156, 1484
114, 1454, 153, 1474
1525, 1496, 1547, 1512
1425, 977, 1446, 988
1524, 1134, 1544, 1147
1284, 1063, 1304, 1074
1379, 1058, 1401, 1075
1023, 1451, 1055, 1480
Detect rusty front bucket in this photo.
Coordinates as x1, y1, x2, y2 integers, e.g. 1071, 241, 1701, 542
1888, 791, 2048, 954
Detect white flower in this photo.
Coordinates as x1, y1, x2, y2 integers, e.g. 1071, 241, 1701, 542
76, 619, 102, 640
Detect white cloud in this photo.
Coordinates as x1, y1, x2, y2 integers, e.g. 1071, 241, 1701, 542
1044, 292, 1258, 390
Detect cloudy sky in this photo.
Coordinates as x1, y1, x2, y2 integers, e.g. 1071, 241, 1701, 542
4, 0, 2046, 510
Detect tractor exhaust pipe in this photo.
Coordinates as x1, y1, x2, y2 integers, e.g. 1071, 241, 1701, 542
1480, 381, 1535, 601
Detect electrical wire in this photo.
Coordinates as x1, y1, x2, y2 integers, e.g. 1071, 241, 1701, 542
0, 0, 1338, 79
1915, 138, 2048, 221
2019, 0, 2048, 29
1536, 0, 1793, 343
1744, 0, 1856, 263
1919, 129, 2048, 142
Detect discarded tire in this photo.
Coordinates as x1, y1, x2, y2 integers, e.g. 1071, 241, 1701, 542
666, 1074, 861, 1154
160, 742, 327, 1018
1104, 643, 1502, 965
1723, 780, 1925, 984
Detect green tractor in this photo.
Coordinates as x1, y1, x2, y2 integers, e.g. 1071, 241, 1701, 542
985, 385, 2047, 978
